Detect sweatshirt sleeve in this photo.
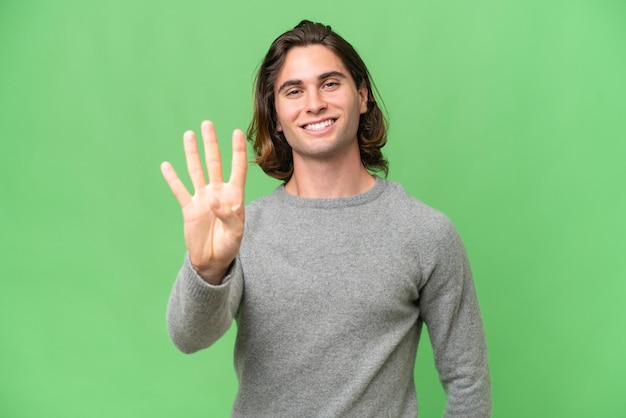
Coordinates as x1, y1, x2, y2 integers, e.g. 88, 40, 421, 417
166, 253, 244, 354
418, 218, 492, 418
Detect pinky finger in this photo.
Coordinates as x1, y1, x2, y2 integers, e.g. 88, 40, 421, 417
161, 162, 192, 207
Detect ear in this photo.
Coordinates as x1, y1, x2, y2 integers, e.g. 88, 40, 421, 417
358, 82, 369, 114
276, 121, 283, 132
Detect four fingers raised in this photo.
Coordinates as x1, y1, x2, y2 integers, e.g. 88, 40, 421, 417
161, 121, 248, 277
161, 120, 248, 204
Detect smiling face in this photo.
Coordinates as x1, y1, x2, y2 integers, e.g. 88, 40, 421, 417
274, 44, 368, 165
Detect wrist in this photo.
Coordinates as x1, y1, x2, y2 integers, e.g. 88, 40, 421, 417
190, 258, 233, 285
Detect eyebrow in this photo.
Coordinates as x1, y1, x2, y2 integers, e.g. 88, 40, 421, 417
277, 71, 348, 94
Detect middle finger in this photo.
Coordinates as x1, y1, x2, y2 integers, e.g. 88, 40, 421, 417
201, 120, 224, 185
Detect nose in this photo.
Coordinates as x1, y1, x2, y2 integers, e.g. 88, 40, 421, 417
305, 89, 327, 114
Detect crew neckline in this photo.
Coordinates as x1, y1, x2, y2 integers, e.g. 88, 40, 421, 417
275, 176, 387, 209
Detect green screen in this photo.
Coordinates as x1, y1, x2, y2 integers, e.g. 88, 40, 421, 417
2, 1, 625, 417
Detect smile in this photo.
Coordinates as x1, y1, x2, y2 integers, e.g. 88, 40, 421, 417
301, 119, 336, 131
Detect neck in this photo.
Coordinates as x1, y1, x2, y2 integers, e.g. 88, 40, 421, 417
285, 153, 375, 198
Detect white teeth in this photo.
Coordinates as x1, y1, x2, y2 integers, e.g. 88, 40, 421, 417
303, 119, 334, 131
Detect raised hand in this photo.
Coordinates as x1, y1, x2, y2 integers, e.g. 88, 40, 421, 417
161, 121, 248, 285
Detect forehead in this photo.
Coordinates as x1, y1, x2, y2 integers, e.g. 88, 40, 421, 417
275, 44, 350, 86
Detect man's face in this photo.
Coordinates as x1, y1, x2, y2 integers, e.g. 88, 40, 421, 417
274, 44, 368, 164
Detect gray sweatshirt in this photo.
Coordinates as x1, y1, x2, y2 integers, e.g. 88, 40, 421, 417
167, 177, 491, 417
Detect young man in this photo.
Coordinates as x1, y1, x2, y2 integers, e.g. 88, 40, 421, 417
161, 20, 491, 417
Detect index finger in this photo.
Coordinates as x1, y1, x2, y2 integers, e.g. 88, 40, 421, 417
229, 129, 248, 189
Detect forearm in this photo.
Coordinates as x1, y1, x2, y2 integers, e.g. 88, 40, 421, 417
166, 254, 243, 353
438, 314, 491, 418
426, 283, 491, 417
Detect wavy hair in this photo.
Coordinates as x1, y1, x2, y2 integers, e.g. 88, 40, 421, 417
247, 20, 388, 181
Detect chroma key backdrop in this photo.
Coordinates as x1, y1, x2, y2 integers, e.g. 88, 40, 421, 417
1, 1, 625, 417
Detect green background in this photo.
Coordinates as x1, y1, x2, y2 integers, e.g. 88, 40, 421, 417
2, 0, 624, 417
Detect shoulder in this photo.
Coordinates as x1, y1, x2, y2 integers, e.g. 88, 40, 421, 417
383, 180, 454, 227
380, 180, 463, 251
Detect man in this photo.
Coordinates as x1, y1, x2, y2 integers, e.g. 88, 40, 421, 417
161, 20, 491, 417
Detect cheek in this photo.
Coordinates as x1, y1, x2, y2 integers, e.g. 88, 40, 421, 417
275, 102, 299, 131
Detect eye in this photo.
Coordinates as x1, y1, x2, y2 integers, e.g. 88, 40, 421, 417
323, 81, 340, 89
285, 88, 302, 97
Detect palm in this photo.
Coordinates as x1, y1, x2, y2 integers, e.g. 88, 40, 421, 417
161, 121, 248, 283
181, 182, 244, 265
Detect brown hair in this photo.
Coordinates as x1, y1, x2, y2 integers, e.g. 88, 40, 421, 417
247, 20, 388, 181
